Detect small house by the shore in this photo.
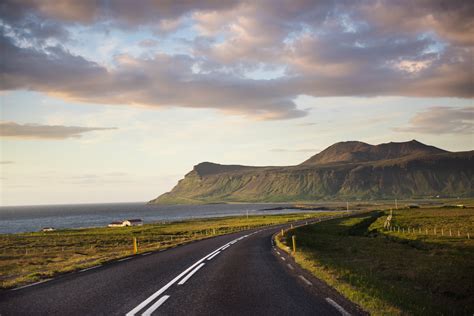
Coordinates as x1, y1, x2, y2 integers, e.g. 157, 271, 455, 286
108, 219, 143, 227
108, 221, 125, 227
123, 219, 143, 226
41, 227, 55, 232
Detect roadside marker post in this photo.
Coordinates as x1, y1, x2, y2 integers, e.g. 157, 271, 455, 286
133, 237, 138, 255
292, 235, 296, 254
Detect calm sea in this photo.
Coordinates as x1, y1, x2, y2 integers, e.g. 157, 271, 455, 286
0, 202, 319, 234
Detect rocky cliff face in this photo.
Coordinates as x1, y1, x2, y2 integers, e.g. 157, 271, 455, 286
149, 141, 473, 204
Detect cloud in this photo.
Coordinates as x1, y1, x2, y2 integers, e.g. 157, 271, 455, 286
0, 1, 472, 120
0, 121, 117, 140
0, 160, 14, 164
138, 39, 158, 47
394, 107, 474, 134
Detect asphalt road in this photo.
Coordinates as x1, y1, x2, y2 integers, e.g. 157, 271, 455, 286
0, 219, 364, 315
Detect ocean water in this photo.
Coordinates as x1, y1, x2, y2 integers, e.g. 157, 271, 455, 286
0, 202, 319, 234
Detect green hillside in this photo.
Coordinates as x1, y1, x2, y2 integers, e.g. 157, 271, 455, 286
149, 141, 474, 204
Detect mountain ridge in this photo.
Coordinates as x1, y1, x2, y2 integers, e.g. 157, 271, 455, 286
149, 140, 473, 204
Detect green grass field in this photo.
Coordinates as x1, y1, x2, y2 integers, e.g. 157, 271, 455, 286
0, 212, 338, 289
278, 207, 474, 315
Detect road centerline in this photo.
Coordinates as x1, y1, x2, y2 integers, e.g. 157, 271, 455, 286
142, 295, 171, 316
126, 234, 244, 316
178, 263, 206, 285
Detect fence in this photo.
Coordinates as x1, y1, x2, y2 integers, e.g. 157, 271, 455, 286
385, 225, 471, 239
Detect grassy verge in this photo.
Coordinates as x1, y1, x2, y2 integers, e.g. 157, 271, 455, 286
0, 212, 338, 289
277, 207, 474, 315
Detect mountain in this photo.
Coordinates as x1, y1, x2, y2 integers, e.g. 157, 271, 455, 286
301, 140, 447, 165
149, 140, 473, 204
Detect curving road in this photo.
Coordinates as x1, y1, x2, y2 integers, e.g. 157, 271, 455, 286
0, 219, 364, 315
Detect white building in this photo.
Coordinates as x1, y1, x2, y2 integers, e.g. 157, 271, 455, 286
108, 219, 143, 227
108, 221, 125, 227
123, 219, 143, 226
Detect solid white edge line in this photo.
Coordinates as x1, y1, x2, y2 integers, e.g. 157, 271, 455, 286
177, 263, 206, 285
207, 251, 221, 261
141, 252, 152, 256
126, 236, 240, 316
12, 279, 50, 291
298, 275, 312, 286
80, 265, 101, 272
118, 257, 133, 262
325, 298, 351, 316
142, 295, 171, 316
287, 264, 294, 270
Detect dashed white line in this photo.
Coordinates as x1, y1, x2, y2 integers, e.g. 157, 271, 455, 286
126, 234, 244, 316
79, 265, 101, 272
287, 264, 294, 270
178, 263, 206, 285
141, 252, 152, 256
280, 256, 286, 261
298, 275, 312, 286
326, 298, 351, 316
13, 279, 50, 291
118, 257, 133, 262
142, 295, 171, 316
276, 251, 281, 255
207, 251, 221, 261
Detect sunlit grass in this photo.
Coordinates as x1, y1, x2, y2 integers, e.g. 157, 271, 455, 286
278, 207, 474, 315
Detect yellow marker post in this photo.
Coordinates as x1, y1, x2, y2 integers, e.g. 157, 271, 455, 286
292, 235, 296, 254
281, 229, 284, 237
133, 237, 138, 255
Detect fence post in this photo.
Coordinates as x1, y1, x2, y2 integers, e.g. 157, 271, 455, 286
458, 230, 460, 237
449, 229, 452, 237
292, 235, 296, 254
441, 228, 444, 236
133, 237, 138, 254
281, 229, 284, 237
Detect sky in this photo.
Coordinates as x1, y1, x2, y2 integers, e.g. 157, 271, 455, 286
0, 0, 473, 206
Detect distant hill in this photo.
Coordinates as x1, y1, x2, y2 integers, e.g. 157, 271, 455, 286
149, 140, 473, 204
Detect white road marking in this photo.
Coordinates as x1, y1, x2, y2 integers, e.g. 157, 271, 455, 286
141, 252, 152, 256
13, 279, 50, 291
287, 264, 294, 270
79, 265, 101, 272
142, 295, 170, 316
118, 257, 132, 262
298, 275, 312, 286
276, 251, 281, 255
126, 234, 244, 316
221, 244, 230, 251
280, 256, 286, 261
178, 263, 206, 285
326, 298, 351, 316
207, 251, 221, 261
